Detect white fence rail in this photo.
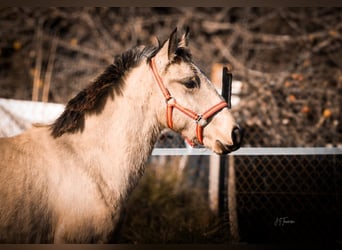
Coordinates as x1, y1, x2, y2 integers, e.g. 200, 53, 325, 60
151, 147, 341, 156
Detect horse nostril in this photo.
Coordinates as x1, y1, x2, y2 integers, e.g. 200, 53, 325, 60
232, 126, 243, 147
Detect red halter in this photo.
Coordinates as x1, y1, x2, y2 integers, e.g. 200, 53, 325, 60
150, 58, 228, 146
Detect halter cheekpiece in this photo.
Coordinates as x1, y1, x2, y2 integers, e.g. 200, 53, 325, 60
149, 57, 228, 146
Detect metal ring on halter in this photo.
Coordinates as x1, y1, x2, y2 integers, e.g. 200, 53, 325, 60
165, 96, 176, 105
195, 115, 208, 127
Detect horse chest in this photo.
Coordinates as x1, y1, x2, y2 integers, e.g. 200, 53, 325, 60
50, 176, 119, 242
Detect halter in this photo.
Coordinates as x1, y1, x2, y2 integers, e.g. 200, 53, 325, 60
150, 57, 228, 146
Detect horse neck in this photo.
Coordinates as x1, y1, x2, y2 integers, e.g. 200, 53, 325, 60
61, 62, 162, 203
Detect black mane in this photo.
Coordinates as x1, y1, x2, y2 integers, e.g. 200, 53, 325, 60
50, 45, 158, 138
50, 37, 193, 138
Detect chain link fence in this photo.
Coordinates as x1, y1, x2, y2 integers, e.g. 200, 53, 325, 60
145, 150, 341, 244
233, 153, 341, 244
150, 146, 341, 244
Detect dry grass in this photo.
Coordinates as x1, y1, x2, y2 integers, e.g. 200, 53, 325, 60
118, 160, 229, 243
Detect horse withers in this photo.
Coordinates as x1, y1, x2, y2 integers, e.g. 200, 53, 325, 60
0, 28, 242, 243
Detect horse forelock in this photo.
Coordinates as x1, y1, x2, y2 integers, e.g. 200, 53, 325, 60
175, 47, 192, 62
50, 45, 159, 138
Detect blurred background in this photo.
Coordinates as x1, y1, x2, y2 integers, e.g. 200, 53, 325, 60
0, 7, 341, 245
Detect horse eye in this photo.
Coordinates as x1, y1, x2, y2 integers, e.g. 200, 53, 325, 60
183, 80, 197, 89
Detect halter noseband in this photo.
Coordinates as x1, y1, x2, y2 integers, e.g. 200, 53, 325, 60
150, 57, 228, 146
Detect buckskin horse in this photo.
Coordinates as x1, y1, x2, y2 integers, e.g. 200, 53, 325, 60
0, 28, 242, 243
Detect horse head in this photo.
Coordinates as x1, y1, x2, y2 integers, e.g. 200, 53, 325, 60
150, 28, 242, 154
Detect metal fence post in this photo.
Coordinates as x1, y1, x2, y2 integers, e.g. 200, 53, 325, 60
219, 67, 231, 231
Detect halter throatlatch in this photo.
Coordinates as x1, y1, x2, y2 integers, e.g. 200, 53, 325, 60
150, 58, 228, 146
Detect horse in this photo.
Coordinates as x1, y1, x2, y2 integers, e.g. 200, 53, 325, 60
0, 28, 242, 243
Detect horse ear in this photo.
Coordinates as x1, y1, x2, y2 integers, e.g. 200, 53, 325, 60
155, 28, 178, 63
179, 27, 190, 48
167, 27, 178, 60
153, 37, 162, 47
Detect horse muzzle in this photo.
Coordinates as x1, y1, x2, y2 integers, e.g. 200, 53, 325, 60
214, 126, 243, 155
